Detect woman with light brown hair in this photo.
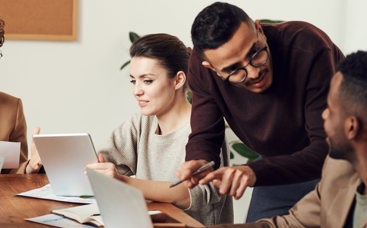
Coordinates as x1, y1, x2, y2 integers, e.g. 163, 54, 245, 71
87, 33, 233, 225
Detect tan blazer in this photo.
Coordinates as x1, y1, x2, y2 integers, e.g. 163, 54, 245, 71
0, 92, 28, 173
257, 156, 361, 227
210, 156, 365, 228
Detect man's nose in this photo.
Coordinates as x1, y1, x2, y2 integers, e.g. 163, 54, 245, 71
246, 65, 261, 80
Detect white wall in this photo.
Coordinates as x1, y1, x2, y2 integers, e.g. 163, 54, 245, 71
1, 0, 353, 149
343, 0, 367, 53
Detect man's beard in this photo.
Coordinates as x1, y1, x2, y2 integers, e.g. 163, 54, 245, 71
329, 144, 354, 162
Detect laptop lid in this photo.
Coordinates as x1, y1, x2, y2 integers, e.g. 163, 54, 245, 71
33, 133, 97, 196
86, 168, 154, 228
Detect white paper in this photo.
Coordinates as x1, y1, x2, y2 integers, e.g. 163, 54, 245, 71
0, 155, 4, 171
27, 204, 161, 228
25, 214, 95, 228
52, 203, 101, 223
0, 141, 20, 169
17, 184, 96, 204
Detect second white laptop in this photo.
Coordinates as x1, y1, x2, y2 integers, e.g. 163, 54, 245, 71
86, 168, 154, 228
33, 133, 97, 196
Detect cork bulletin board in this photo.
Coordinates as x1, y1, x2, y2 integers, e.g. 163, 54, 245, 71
0, 0, 77, 41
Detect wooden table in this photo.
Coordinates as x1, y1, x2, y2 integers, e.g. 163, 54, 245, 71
0, 174, 204, 227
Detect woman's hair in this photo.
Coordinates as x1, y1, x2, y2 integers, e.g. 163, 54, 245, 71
0, 19, 5, 47
130, 33, 190, 79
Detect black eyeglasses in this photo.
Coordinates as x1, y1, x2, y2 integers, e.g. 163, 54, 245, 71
223, 46, 269, 84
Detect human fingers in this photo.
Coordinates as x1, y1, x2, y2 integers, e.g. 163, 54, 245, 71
182, 174, 200, 189
218, 167, 237, 195
198, 167, 225, 185
176, 160, 206, 179
97, 153, 105, 162
212, 179, 222, 188
229, 168, 248, 198
177, 160, 208, 188
26, 127, 43, 173
33, 127, 41, 135
31, 127, 41, 160
234, 175, 249, 199
86, 162, 116, 177
86, 161, 113, 171
231, 166, 255, 199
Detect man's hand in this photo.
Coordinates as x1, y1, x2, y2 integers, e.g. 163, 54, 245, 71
26, 127, 43, 174
176, 160, 213, 188
199, 165, 256, 199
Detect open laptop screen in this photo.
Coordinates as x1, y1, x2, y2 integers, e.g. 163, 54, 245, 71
33, 133, 97, 196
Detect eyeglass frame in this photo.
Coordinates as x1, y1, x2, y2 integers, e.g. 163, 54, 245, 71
222, 32, 270, 84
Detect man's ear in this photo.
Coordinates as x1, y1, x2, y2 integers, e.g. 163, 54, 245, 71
202, 61, 222, 77
345, 116, 361, 140
202, 61, 217, 72
254, 20, 266, 41
254, 20, 262, 30
174, 71, 186, 90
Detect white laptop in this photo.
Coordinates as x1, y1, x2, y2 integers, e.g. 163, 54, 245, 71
86, 168, 154, 228
33, 133, 97, 196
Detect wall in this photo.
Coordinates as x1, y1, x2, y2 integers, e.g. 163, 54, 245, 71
343, 0, 367, 53
1, 0, 351, 149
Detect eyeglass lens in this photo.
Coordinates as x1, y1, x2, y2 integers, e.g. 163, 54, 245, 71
226, 47, 268, 83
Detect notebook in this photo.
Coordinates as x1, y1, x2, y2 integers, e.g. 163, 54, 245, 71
33, 133, 97, 196
86, 168, 154, 228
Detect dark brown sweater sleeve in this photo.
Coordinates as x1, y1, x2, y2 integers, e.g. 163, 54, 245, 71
185, 53, 225, 169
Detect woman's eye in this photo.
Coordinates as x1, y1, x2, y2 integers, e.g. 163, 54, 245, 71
130, 80, 136, 85
144, 80, 153, 85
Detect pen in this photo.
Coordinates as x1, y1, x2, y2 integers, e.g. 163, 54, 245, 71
169, 161, 215, 188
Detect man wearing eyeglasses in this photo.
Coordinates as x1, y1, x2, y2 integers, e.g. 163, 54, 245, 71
177, 2, 344, 221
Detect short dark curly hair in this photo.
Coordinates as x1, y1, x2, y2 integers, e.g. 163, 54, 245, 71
337, 51, 367, 122
191, 2, 253, 56
0, 19, 4, 47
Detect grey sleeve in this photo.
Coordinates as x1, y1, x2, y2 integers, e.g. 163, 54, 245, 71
184, 139, 234, 225
186, 183, 223, 210
98, 113, 142, 176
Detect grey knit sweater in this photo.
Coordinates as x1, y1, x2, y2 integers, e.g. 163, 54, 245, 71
100, 113, 233, 225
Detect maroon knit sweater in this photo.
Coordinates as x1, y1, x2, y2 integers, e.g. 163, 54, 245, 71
186, 21, 345, 186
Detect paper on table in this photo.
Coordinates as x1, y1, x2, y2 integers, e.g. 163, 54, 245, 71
25, 214, 95, 228
0, 141, 20, 169
26, 210, 164, 228
52, 203, 103, 225
52, 203, 162, 225
17, 184, 96, 204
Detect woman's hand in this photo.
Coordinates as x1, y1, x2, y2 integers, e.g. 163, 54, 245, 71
86, 153, 128, 182
26, 127, 43, 174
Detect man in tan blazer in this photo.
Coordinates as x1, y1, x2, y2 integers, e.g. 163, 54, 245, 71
208, 51, 367, 228
0, 18, 42, 174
